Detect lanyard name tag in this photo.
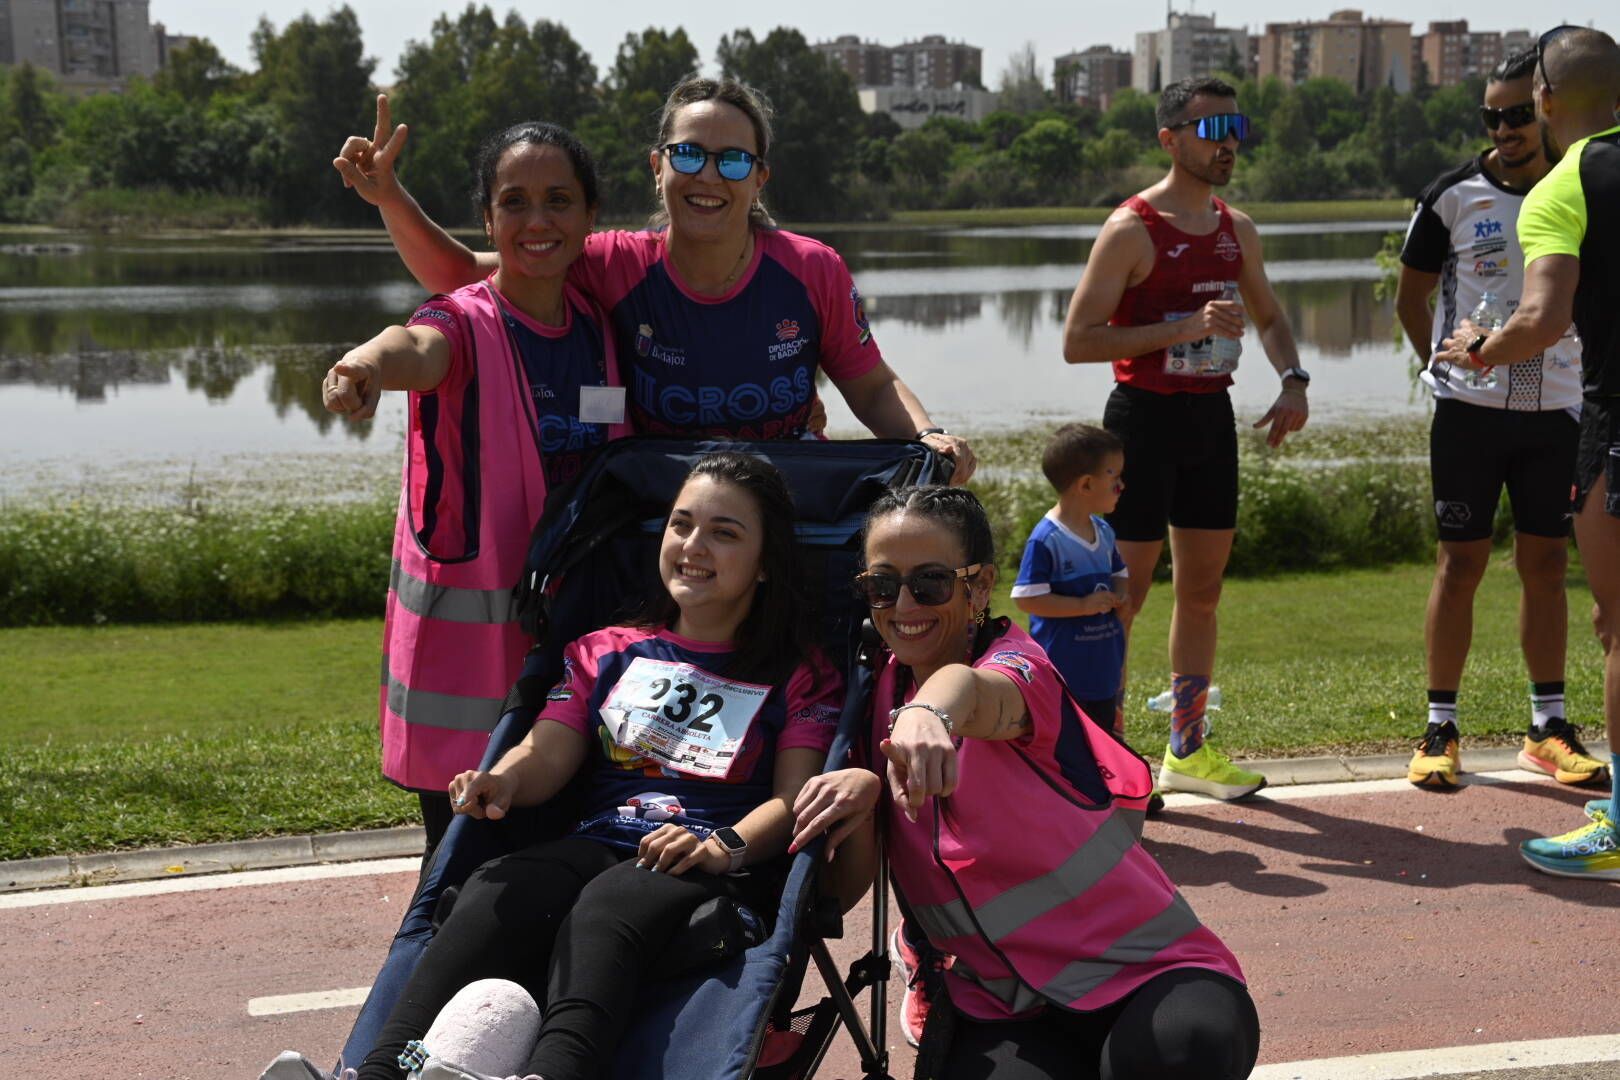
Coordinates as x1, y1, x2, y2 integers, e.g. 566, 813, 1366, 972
1163, 311, 1236, 376
579, 385, 626, 425
599, 657, 770, 779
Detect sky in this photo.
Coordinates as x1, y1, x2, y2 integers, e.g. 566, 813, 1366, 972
149, 1, 1618, 86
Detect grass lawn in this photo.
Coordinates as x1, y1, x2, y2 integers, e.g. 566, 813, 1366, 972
0, 560, 1604, 859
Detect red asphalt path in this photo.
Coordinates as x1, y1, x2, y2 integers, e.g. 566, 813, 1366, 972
2, 770, 1615, 1079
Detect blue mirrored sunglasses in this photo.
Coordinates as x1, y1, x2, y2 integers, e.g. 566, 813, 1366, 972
661, 142, 760, 181
1170, 113, 1252, 142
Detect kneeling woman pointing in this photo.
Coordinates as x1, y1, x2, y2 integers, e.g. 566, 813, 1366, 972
793, 487, 1259, 1080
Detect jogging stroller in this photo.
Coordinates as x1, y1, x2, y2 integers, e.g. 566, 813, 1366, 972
338, 436, 953, 1080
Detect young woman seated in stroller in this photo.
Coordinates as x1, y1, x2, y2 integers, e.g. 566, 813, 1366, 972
356, 452, 843, 1080
790, 487, 1260, 1080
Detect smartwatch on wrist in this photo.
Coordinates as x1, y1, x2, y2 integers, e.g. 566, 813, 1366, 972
712, 827, 747, 872
916, 427, 947, 440
1281, 366, 1311, 386
1466, 334, 1489, 369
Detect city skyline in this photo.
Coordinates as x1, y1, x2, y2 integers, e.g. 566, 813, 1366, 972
143, 0, 1616, 87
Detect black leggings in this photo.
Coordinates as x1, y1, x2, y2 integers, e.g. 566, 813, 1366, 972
358, 835, 764, 1080
935, 968, 1260, 1080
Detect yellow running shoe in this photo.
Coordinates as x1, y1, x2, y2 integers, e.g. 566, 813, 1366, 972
1158, 742, 1266, 800
1407, 722, 1460, 788
1518, 718, 1610, 786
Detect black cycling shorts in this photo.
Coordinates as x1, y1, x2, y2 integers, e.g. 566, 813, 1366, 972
1573, 395, 1620, 518
1102, 383, 1238, 542
1430, 398, 1578, 541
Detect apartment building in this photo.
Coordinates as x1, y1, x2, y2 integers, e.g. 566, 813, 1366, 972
1054, 45, 1133, 109
1133, 11, 1249, 94
0, 0, 160, 87
1256, 9, 1412, 93
815, 33, 981, 90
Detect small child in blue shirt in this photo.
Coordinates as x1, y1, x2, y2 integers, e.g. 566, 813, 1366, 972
1011, 423, 1129, 737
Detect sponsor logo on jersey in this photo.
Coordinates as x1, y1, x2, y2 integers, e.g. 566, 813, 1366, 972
533, 384, 557, 401
412, 306, 454, 326
1468, 198, 1495, 212
634, 323, 686, 365
989, 650, 1036, 683
851, 286, 872, 346
1166, 242, 1191, 258
1214, 231, 1240, 262
775, 318, 800, 342
1471, 237, 1507, 257
1473, 218, 1504, 240
635, 322, 654, 357
1473, 257, 1511, 277
1192, 280, 1227, 294
546, 656, 577, 702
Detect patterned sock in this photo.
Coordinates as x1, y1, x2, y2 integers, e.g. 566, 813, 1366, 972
1426, 689, 1458, 731
1169, 673, 1210, 758
1529, 681, 1565, 734
1610, 754, 1619, 822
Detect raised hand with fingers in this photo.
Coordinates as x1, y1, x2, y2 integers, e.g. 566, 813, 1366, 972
789, 768, 881, 858
881, 705, 959, 823
448, 769, 518, 820
333, 93, 409, 207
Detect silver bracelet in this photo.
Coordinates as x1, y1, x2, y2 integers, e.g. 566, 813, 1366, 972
888, 702, 953, 736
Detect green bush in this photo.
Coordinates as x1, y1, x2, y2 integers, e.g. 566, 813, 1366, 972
0, 498, 393, 626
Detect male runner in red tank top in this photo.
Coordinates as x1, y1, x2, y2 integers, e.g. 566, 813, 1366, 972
1062, 77, 1310, 801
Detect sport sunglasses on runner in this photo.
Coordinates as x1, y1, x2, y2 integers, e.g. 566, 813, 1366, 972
1167, 113, 1251, 142
660, 142, 761, 181
854, 564, 983, 608
1537, 25, 1580, 95
1480, 103, 1537, 130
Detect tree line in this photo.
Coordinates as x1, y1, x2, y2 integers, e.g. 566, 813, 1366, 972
0, 4, 1494, 228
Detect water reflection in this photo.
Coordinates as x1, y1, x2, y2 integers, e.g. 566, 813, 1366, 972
0, 224, 1417, 482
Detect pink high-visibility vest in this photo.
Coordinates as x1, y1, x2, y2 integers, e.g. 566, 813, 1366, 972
877, 625, 1243, 1017
379, 280, 628, 792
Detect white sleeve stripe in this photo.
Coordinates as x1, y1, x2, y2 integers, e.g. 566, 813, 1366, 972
1009, 584, 1051, 598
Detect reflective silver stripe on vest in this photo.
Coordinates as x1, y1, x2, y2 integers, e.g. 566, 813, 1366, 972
390, 559, 521, 625
1038, 893, 1205, 1003
949, 958, 1047, 1014
951, 893, 1205, 1009
912, 810, 1138, 945
385, 670, 507, 732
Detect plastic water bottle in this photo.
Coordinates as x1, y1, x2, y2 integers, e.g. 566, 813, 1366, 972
1211, 282, 1242, 370
1465, 292, 1505, 390
1146, 686, 1222, 712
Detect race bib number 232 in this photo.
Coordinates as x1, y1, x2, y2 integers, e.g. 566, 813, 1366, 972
599, 658, 770, 779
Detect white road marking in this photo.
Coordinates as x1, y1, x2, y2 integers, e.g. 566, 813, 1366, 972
1160, 769, 1548, 810
248, 986, 372, 1016
0, 857, 420, 910
1253, 1031, 1620, 1078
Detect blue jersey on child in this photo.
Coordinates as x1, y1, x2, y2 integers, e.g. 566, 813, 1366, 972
1010, 510, 1127, 701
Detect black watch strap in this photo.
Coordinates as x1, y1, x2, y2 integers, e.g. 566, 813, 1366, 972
916, 427, 947, 440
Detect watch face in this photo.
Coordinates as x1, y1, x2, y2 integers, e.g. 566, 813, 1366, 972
714, 827, 745, 852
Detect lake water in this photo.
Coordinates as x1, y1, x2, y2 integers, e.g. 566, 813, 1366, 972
0, 221, 1422, 499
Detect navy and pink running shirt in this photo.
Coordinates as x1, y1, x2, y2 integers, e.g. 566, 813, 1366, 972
540, 626, 843, 851
569, 229, 884, 439
407, 284, 612, 491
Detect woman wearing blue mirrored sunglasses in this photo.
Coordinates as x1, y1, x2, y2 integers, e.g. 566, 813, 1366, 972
333, 78, 977, 483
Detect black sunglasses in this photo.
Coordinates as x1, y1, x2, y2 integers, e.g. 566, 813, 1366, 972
854, 564, 983, 608
660, 142, 761, 181
1537, 25, 1580, 95
1480, 102, 1537, 130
